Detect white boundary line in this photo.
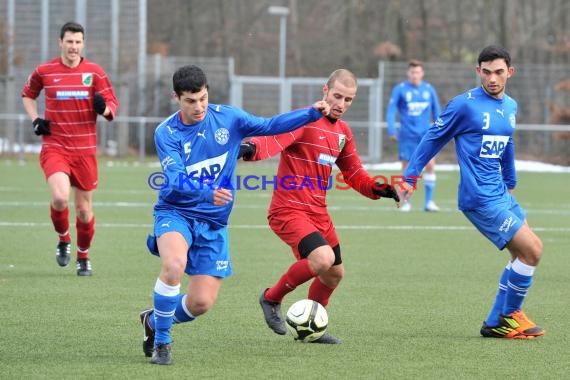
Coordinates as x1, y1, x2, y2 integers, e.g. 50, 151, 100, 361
0, 221, 568, 232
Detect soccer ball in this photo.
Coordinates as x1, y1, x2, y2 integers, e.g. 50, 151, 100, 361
285, 299, 328, 342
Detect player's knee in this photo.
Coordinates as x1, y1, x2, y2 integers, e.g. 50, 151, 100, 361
161, 259, 186, 282
187, 296, 216, 316
76, 207, 92, 222
51, 197, 69, 211
308, 247, 335, 274
529, 236, 543, 263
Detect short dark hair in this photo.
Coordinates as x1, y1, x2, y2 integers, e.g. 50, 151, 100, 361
60, 22, 84, 40
478, 45, 511, 67
172, 65, 208, 96
408, 59, 424, 69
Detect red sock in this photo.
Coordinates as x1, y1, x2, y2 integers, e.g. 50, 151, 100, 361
308, 276, 336, 307
265, 259, 315, 303
76, 216, 95, 259
50, 206, 70, 243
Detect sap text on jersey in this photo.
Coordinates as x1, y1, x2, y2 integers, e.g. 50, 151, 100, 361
480, 135, 509, 158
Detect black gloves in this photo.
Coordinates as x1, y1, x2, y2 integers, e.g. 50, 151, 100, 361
238, 142, 256, 160
372, 182, 400, 202
93, 92, 106, 115
32, 118, 51, 136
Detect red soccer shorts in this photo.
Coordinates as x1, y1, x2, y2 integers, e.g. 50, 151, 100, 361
268, 209, 339, 260
40, 149, 98, 191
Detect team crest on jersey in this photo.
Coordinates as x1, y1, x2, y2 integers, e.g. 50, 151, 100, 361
509, 114, 516, 128
214, 128, 229, 145
338, 134, 346, 151
422, 91, 431, 100
82, 73, 93, 86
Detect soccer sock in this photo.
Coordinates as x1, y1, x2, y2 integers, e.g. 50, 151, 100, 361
50, 206, 70, 243
423, 173, 436, 207
265, 259, 315, 304
153, 278, 180, 345
308, 276, 336, 307
173, 294, 196, 324
76, 216, 95, 259
503, 258, 535, 316
484, 262, 511, 326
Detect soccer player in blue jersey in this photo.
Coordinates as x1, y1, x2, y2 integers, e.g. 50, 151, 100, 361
139, 65, 330, 365
400, 46, 545, 339
386, 60, 441, 212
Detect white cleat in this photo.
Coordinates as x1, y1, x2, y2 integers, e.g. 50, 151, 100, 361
400, 201, 411, 212
424, 200, 440, 212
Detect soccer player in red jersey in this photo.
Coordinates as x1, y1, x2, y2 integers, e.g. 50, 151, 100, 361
239, 69, 400, 343
22, 22, 118, 276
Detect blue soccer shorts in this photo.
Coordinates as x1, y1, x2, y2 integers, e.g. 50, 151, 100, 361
398, 135, 422, 161
150, 212, 232, 278
462, 195, 526, 250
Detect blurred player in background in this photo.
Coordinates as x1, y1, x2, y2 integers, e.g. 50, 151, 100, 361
22, 21, 118, 276
400, 45, 545, 339
386, 59, 441, 212
140, 65, 330, 365
238, 69, 400, 344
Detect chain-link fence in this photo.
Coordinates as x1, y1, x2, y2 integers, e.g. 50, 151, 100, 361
1, 0, 569, 164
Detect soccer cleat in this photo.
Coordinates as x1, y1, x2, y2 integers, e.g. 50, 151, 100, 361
424, 200, 440, 212
76, 258, 92, 276
150, 343, 172, 365
140, 309, 155, 357
400, 201, 411, 212
56, 241, 71, 267
502, 310, 545, 337
259, 289, 287, 335
480, 321, 528, 339
309, 332, 342, 344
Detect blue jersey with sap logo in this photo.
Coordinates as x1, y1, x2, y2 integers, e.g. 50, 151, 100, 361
403, 86, 518, 210
154, 104, 322, 227
386, 80, 441, 140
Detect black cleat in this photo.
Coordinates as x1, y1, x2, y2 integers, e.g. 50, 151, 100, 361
259, 289, 287, 335
56, 241, 71, 267
140, 309, 155, 357
76, 258, 92, 276
310, 333, 342, 344
150, 344, 172, 365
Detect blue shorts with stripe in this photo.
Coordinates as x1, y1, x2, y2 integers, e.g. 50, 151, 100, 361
147, 211, 232, 278
462, 195, 526, 250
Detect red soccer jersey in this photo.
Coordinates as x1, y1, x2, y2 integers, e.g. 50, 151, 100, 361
246, 116, 380, 216
22, 57, 118, 155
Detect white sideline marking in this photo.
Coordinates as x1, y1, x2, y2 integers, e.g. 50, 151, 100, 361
0, 221, 568, 232
0, 200, 569, 216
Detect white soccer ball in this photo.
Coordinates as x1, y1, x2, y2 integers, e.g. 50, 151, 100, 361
285, 299, 328, 342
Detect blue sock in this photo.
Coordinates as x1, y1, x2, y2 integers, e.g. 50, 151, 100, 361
423, 173, 436, 208
484, 262, 511, 326
153, 278, 180, 346
503, 258, 535, 316
173, 294, 196, 324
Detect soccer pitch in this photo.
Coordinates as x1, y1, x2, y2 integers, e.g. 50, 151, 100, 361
1, 157, 569, 379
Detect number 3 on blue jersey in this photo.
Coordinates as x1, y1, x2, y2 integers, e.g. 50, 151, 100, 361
482, 112, 490, 130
